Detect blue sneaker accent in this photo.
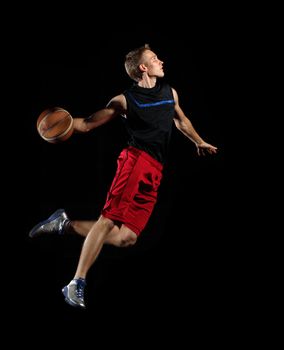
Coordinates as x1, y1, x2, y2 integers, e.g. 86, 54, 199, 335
62, 278, 86, 309
29, 209, 69, 238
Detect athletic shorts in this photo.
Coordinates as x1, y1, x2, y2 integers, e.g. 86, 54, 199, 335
101, 146, 163, 236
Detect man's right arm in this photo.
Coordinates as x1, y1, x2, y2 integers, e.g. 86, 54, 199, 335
73, 94, 127, 133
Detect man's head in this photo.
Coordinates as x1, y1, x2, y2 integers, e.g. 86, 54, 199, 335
125, 44, 164, 82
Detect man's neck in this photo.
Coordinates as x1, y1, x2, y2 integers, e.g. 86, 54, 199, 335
138, 75, 157, 88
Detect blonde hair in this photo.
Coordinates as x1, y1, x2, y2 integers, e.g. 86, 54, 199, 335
124, 44, 151, 82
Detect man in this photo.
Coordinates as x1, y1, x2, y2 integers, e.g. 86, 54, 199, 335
29, 44, 218, 309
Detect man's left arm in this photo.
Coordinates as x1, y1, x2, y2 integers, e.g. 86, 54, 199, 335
172, 88, 218, 156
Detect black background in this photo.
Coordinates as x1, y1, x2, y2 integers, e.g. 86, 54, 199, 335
9, 23, 227, 342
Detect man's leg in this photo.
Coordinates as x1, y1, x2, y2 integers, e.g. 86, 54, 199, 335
62, 217, 137, 309
70, 221, 137, 247
29, 209, 137, 247
29, 210, 115, 239
66, 220, 95, 237
62, 215, 113, 308
73, 215, 114, 278
105, 224, 137, 247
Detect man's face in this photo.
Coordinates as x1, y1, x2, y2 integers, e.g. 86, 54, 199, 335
142, 50, 164, 78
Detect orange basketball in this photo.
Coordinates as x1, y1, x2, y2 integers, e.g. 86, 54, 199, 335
37, 107, 74, 143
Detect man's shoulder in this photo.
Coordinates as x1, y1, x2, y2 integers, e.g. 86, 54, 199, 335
123, 83, 136, 92
159, 81, 175, 98
160, 80, 172, 90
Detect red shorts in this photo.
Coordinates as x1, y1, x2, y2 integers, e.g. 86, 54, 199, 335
101, 146, 163, 236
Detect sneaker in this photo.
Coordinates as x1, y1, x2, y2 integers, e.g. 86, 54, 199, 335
62, 278, 86, 309
29, 209, 69, 238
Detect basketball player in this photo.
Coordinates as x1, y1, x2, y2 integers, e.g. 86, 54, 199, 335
29, 44, 218, 309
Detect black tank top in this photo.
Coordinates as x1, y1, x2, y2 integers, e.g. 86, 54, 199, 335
123, 81, 175, 164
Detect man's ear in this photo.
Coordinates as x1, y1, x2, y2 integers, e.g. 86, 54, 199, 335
139, 63, 147, 72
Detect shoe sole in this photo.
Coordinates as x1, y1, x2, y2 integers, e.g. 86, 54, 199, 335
29, 209, 66, 238
62, 286, 86, 309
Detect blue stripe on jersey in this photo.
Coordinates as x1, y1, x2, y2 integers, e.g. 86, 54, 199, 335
128, 93, 175, 108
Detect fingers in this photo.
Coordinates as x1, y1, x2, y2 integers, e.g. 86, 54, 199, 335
207, 148, 216, 155
197, 145, 218, 156
210, 147, 218, 154
197, 148, 206, 156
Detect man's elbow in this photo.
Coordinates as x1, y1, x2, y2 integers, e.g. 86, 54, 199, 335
174, 120, 186, 132
73, 119, 90, 133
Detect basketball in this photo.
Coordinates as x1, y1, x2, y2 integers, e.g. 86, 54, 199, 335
37, 107, 74, 143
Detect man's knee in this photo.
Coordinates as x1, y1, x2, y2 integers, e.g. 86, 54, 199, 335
99, 215, 115, 231
118, 230, 137, 247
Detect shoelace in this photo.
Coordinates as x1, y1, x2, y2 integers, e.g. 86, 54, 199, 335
76, 282, 85, 299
